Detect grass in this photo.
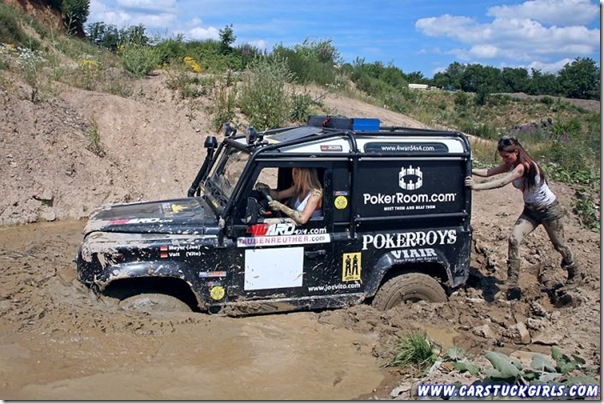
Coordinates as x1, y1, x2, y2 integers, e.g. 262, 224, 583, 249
388, 332, 437, 375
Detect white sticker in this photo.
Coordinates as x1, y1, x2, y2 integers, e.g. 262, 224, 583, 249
244, 247, 304, 290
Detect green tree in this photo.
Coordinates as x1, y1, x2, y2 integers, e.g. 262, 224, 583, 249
86, 22, 120, 51
382, 64, 407, 89
435, 62, 466, 90
558, 57, 600, 100
62, 0, 90, 36
120, 24, 149, 47
460, 64, 500, 94
431, 71, 450, 89
528, 68, 559, 96
501, 67, 529, 93
404, 71, 427, 85
219, 24, 236, 54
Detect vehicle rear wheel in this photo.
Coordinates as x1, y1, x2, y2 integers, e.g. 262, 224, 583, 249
372, 273, 447, 310
119, 293, 192, 313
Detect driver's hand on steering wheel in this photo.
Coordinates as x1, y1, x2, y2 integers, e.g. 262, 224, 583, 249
268, 200, 285, 212
255, 182, 270, 192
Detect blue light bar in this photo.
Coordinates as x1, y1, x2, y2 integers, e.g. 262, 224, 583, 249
352, 118, 380, 131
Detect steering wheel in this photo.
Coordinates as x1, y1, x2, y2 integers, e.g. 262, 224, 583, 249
259, 188, 273, 203
256, 187, 285, 218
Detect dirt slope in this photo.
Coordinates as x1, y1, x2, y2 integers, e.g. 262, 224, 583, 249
0, 72, 600, 400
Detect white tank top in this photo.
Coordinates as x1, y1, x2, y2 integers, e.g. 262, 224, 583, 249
293, 192, 321, 218
511, 164, 556, 207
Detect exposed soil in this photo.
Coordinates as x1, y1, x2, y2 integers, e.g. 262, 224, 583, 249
0, 72, 600, 400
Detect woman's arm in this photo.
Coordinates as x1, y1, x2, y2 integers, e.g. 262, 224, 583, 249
255, 183, 295, 200
466, 164, 524, 191
269, 189, 322, 225
472, 163, 509, 177
273, 186, 295, 201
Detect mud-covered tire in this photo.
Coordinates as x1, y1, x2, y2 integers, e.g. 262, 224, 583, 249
372, 273, 447, 310
119, 293, 192, 313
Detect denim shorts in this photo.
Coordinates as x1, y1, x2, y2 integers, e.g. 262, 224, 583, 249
521, 199, 564, 226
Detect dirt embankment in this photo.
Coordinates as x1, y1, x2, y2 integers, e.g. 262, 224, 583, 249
0, 72, 600, 400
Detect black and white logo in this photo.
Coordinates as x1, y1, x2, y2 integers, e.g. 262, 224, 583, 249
399, 165, 423, 190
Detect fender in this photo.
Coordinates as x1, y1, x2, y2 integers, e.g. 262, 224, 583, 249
364, 249, 453, 297
92, 260, 195, 291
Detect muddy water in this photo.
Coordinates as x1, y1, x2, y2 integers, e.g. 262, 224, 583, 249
0, 221, 386, 400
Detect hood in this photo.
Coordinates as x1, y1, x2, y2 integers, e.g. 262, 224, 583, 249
83, 197, 220, 236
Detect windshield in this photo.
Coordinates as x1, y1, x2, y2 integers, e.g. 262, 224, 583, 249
206, 146, 250, 203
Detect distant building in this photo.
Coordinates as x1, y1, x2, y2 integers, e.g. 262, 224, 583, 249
408, 83, 429, 90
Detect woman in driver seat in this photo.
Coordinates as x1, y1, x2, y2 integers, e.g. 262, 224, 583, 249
256, 167, 323, 225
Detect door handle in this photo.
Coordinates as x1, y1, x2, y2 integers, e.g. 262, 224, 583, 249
305, 250, 326, 258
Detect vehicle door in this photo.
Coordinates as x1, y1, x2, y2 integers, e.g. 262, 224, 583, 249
227, 160, 346, 302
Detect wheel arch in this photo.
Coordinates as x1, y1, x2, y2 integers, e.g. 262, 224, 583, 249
92, 261, 204, 312
365, 252, 452, 298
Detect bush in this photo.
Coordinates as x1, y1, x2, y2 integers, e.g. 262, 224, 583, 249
211, 74, 237, 130
237, 57, 295, 130
273, 39, 340, 86
119, 44, 160, 77
290, 91, 316, 122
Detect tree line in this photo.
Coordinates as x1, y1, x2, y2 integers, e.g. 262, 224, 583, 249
44, 0, 601, 101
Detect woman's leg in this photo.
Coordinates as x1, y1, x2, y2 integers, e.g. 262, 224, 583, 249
542, 218, 581, 283
507, 215, 538, 288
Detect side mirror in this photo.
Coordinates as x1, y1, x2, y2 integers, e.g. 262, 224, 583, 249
244, 197, 262, 224
204, 135, 218, 149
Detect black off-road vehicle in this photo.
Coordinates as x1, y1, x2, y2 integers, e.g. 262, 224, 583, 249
76, 116, 473, 314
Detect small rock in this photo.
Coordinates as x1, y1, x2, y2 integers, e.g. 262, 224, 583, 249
508, 322, 531, 344
531, 331, 562, 345
472, 324, 497, 339
526, 317, 546, 330
529, 301, 548, 317
390, 382, 413, 399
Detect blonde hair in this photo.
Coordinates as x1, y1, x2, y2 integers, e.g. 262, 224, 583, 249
293, 167, 322, 196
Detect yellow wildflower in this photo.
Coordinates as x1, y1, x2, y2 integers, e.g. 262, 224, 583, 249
183, 56, 203, 73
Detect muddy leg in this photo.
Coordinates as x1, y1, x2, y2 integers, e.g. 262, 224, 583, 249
501, 217, 536, 300
543, 218, 581, 284
507, 217, 536, 286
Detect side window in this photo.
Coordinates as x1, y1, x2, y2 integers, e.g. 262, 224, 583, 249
253, 165, 326, 223
257, 167, 279, 191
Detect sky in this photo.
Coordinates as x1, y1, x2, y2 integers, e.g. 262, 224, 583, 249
88, 0, 601, 79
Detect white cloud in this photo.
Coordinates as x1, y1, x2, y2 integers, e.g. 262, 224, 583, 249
415, 15, 478, 41
247, 40, 268, 52
186, 26, 220, 41
415, 0, 599, 73
488, 0, 599, 26
89, 0, 176, 28
469, 44, 499, 58
528, 58, 575, 73
116, 0, 177, 12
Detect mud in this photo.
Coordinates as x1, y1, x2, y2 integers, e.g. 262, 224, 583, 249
0, 180, 600, 400
0, 221, 386, 400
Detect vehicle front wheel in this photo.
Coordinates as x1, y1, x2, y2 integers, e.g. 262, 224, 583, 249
119, 293, 192, 313
372, 273, 447, 310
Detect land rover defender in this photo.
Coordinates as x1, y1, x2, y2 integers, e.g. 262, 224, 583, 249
76, 116, 473, 314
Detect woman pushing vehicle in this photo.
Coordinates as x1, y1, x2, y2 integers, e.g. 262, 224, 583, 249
465, 136, 584, 300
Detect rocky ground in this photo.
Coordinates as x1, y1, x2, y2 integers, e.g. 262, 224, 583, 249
0, 72, 600, 400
